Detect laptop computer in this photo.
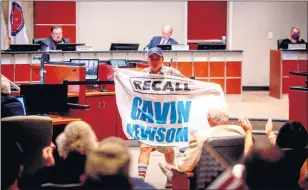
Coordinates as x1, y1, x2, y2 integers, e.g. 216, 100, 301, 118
16, 95, 27, 115
157, 44, 172, 50
110, 43, 139, 51
8, 44, 41, 51
56, 43, 86, 51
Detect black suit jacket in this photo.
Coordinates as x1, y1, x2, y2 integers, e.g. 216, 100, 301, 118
1, 95, 25, 118
281, 38, 306, 44
41, 37, 70, 50
280, 38, 306, 49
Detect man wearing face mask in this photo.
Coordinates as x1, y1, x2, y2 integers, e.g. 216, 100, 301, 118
144, 25, 178, 50
281, 27, 305, 46
40, 25, 70, 51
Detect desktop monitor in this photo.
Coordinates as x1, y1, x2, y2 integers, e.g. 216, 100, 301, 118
70, 59, 99, 80
110, 43, 139, 51
7, 44, 41, 51
56, 43, 86, 51
108, 59, 128, 68
20, 84, 68, 115
16, 96, 27, 115
157, 44, 172, 50
197, 43, 226, 50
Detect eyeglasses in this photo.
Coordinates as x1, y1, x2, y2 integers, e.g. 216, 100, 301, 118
52, 32, 62, 35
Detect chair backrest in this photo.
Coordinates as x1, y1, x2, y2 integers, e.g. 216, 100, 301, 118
207, 135, 245, 165
1, 116, 53, 188
193, 135, 245, 190
33, 38, 47, 44
277, 39, 284, 50
1, 122, 23, 189
39, 183, 83, 190
277, 147, 308, 188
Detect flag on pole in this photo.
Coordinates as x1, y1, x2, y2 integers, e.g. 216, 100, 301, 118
8, 0, 29, 44
1, 9, 9, 50
207, 169, 243, 190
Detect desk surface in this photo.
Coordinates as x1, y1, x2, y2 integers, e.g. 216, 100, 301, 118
49, 115, 81, 125
1, 50, 244, 55
68, 91, 115, 98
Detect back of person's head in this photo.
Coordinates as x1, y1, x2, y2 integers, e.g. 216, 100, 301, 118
243, 142, 286, 189
276, 121, 307, 149
207, 102, 229, 126
1, 76, 11, 95
86, 137, 130, 178
56, 121, 97, 158
84, 137, 132, 189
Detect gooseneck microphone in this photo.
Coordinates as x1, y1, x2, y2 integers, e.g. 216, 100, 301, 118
169, 58, 173, 67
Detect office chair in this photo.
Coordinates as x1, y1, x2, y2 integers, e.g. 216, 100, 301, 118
173, 135, 245, 190
33, 38, 47, 45
1, 123, 23, 189
277, 39, 284, 50
1, 116, 53, 189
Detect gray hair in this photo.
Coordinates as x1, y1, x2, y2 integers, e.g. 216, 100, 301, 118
86, 137, 130, 180
1, 76, 11, 95
56, 121, 98, 158
208, 103, 229, 124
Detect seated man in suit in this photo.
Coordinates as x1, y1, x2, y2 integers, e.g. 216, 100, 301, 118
144, 25, 178, 50
280, 27, 306, 48
158, 103, 247, 179
1, 76, 25, 118
41, 25, 70, 51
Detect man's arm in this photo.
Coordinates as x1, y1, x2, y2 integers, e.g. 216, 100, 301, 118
172, 38, 178, 45
144, 37, 154, 50
40, 40, 49, 51
176, 136, 204, 172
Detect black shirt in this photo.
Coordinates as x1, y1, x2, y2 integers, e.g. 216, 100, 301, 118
1, 95, 25, 118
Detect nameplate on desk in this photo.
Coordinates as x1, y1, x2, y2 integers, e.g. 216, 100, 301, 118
76, 46, 94, 51
288, 44, 306, 50
172, 44, 189, 51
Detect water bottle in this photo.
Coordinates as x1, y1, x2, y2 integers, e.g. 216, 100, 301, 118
222, 36, 227, 44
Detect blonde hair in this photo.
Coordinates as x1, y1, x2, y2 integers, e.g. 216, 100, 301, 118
86, 137, 130, 180
290, 26, 300, 34
1, 76, 11, 95
56, 121, 97, 158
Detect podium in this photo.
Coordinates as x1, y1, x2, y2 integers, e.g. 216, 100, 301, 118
269, 50, 307, 99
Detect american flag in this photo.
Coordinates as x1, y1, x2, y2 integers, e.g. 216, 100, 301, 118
206, 169, 244, 190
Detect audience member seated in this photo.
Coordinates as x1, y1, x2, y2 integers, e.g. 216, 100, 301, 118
40, 25, 70, 51
280, 27, 306, 47
241, 142, 303, 190
23, 121, 97, 188
1, 76, 25, 118
265, 120, 308, 189
83, 137, 156, 190
158, 103, 246, 180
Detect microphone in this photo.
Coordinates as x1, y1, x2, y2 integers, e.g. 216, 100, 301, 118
169, 58, 173, 67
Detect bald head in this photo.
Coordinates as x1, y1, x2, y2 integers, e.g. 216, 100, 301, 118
162, 25, 173, 41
